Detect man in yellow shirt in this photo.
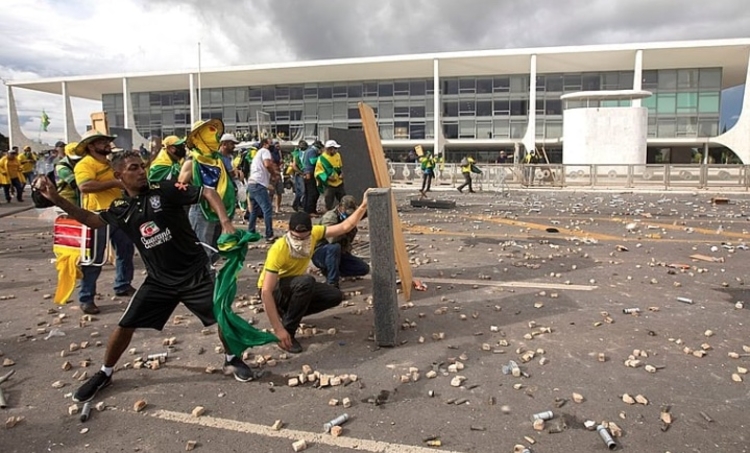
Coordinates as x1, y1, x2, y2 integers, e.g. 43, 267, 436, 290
1, 148, 25, 202
19, 145, 37, 185
259, 197, 369, 353
74, 130, 135, 314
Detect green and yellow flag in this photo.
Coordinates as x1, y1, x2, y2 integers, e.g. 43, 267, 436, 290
41, 110, 50, 132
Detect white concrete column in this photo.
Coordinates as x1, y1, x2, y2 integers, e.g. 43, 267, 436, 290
521, 54, 537, 153
189, 73, 197, 126
5, 84, 14, 148
433, 59, 441, 156
713, 48, 750, 164
122, 77, 130, 129
632, 50, 643, 107
62, 81, 81, 143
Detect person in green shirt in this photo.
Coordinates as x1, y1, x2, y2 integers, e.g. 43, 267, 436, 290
55, 142, 83, 205
290, 140, 307, 211
147, 136, 187, 183
419, 151, 436, 194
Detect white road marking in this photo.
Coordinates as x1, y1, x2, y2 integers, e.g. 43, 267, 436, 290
152, 409, 467, 453
419, 277, 597, 291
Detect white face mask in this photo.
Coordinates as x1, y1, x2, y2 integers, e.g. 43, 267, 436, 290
285, 232, 312, 259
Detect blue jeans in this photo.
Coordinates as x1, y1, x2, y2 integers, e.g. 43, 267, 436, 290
312, 243, 370, 285
189, 204, 220, 264
292, 174, 305, 211
247, 183, 274, 239
79, 225, 134, 305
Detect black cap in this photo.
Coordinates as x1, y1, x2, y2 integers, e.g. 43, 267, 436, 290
312, 140, 324, 150
298, 140, 308, 149
289, 211, 312, 233
55, 141, 66, 148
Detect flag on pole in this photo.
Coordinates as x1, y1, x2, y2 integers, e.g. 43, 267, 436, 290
41, 110, 50, 132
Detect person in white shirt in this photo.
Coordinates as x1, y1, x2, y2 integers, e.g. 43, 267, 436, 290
247, 138, 279, 242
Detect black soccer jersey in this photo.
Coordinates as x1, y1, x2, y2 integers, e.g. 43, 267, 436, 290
99, 182, 209, 286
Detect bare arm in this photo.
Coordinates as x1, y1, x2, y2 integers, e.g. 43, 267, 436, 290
78, 179, 124, 194
177, 160, 193, 184
201, 187, 236, 234
325, 195, 368, 239
260, 272, 292, 350
35, 177, 106, 229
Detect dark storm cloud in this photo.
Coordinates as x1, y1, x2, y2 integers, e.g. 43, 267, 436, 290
145, 0, 750, 63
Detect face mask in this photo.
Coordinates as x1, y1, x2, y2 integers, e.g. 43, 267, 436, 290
285, 232, 312, 259
173, 145, 187, 159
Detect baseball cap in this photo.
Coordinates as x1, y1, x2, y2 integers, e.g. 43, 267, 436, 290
163, 136, 186, 148
339, 195, 358, 216
55, 141, 66, 148
289, 211, 313, 233
324, 140, 341, 149
219, 133, 239, 144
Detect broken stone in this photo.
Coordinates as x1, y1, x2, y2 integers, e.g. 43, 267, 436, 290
77, 371, 88, 381
95, 402, 106, 412
288, 378, 300, 387
584, 420, 597, 430
271, 419, 283, 431
738, 367, 748, 375
52, 380, 65, 388
61, 361, 72, 371
328, 398, 339, 406
342, 397, 352, 408
635, 394, 649, 405
185, 440, 197, 451
292, 439, 307, 452
704, 330, 714, 337
608, 422, 623, 437
425, 370, 437, 379
191, 406, 205, 417
133, 400, 147, 412
572, 393, 584, 403
68, 404, 80, 415
645, 365, 657, 373
450, 376, 466, 387
598, 353, 607, 362
732, 373, 743, 383
533, 418, 545, 431
622, 394, 635, 405
330, 425, 343, 437
660, 411, 672, 425
5, 416, 24, 429
692, 350, 707, 358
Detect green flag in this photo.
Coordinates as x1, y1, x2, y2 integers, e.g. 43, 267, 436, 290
41, 110, 50, 132
213, 230, 278, 356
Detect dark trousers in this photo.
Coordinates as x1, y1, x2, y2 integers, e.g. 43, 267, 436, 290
79, 226, 134, 305
421, 172, 433, 192
457, 172, 473, 192
274, 274, 343, 335
303, 175, 320, 214
312, 243, 370, 285
292, 174, 305, 211
3, 178, 24, 202
324, 184, 346, 211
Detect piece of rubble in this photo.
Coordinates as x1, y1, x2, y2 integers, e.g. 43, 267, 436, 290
330, 425, 343, 437
425, 370, 437, 379
692, 350, 707, 358
584, 420, 597, 430
288, 377, 300, 387
271, 419, 283, 431
731, 373, 743, 382
191, 406, 205, 417
660, 411, 672, 425
645, 365, 657, 373
450, 376, 466, 387
52, 380, 65, 389
598, 353, 607, 362
342, 397, 352, 408
292, 439, 307, 452
68, 404, 80, 415
728, 352, 740, 359
622, 394, 635, 405
5, 416, 24, 429
185, 440, 198, 451
738, 367, 748, 375
133, 400, 147, 412
2, 358, 14, 367
572, 393, 584, 403
95, 402, 106, 412
533, 418, 545, 431
635, 394, 649, 405
62, 361, 72, 371
704, 330, 714, 337
607, 422, 623, 437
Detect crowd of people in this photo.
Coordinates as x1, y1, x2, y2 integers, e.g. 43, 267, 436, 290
26, 119, 373, 403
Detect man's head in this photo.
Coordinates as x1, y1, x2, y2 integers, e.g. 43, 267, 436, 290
324, 140, 341, 155
298, 140, 308, 150
55, 141, 66, 156
76, 130, 116, 157
23, 145, 32, 155
8, 148, 18, 159
219, 133, 239, 154
162, 136, 187, 160
112, 150, 148, 193
500, 151, 506, 157
288, 211, 313, 239
259, 138, 271, 149
337, 195, 358, 219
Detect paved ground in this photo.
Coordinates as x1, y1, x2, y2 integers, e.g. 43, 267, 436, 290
1, 186, 749, 453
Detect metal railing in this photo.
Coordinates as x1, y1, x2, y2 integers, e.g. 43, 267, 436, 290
386, 162, 750, 191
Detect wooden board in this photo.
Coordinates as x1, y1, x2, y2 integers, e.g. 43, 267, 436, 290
415, 145, 424, 157
90, 112, 109, 135
358, 102, 413, 301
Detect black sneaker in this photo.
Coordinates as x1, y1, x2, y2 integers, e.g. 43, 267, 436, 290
288, 337, 303, 354
73, 370, 111, 403
80, 303, 100, 315
115, 285, 137, 297
224, 357, 265, 382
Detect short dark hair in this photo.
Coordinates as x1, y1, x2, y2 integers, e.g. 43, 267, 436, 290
260, 138, 271, 147
111, 150, 142, 171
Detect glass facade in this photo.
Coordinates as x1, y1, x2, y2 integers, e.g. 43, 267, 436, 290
101, 67, 722, 143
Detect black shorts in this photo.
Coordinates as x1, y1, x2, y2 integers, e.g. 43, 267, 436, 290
118, 268, 216, 330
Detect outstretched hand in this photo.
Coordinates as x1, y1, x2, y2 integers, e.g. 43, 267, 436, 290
33, 176, 59, 201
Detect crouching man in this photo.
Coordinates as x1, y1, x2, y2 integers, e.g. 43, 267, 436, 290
34, 151, 261, 403
313, 195, 370, 288
259, 195, 369, 353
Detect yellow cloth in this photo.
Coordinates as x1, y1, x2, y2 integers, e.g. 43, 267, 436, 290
19, 153, 37, 173
461, 157, 475, 174
74, 155, 121, 211
0, 157, 9, 185
315, 152, 343, 187
4, 157, 23, 180
257, 225, 326, 288
54, 246, 81, 305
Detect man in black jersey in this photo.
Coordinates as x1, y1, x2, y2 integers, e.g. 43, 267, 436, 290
34, 151, 261, 403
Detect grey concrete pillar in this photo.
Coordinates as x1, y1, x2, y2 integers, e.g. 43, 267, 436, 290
433, 59, 441, 157
367, 188, 399, 347
522, 54, 537, 153
632, 50, 643, 107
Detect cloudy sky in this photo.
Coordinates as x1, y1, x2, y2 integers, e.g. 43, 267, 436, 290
1, 0, 748, 145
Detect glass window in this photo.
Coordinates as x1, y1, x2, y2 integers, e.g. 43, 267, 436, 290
536, 76, 546, 92
410, 122, 425, 139
333, 85, 347, 98
150, 93, 161, 107
410, 106, 425, 118
493, 100, 510, 115
235, 88, 248, 104
698, 92, 720, 113
658, 70, 677, 90
493, 77, 510, 92
223, 106, 236, 122
364, 82, 378, 97
333, 101, 347, 118
642, 95, 656, 112
394, 106, 409, 118
219, 88, 233, 105
510, 120, 525, 138
642, 70, 658, 88
443, 122, 458, 139
459, 100, 475, 116
656, 93, 676, 114
210, 89, 223, 105
318, 85, 333, 99
443, 101, 458, 116
426, 80, 435, 95
677, 69, 699, 89
657, 118, 676, 137
510, 99, 527, 116
477, 121, 492, 139
647, 116, 657, 137
676, 92, 698, 113
444, 79, 458, 95
235, 108, 248, 123
459, 78, 475, 94
676, 117, 697, 136
318, 103, 333, 120
426, 121, 434, 139
304, 86, 318, 99
563, 74, 581, 91
347, 84, 362, 98
536, 99, 544, 114
510, 76, 526, 93
409, 80, 426, 96
303, 103, 317, 120
545, 121, 563, 138
290, 86, 304, 100
249, 87, 262, 101
394, 81, 409, 96
602, 72, 619, 89
379, 101, 393, 118
394, 122, 409, 139
459, 119, 475, 138
546, 75, 563, 92
699, 68, 721, 89
546, 99, 562, 115
476, 79, 492, 94
261, 87, 274, 101
476, 101, 492, 116
581, 74, 600, 90
493, 118, 510, 138
380, 122, 394, 140
275, 86, 290, 100
426, 98, 434, 116
290, 109, 302, 121
348, 108, 360, 120
378, 83, 393, 97
698, 119, 718, 137
535, 118, 544, 138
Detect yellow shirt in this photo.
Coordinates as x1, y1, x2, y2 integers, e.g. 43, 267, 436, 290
257, 225, 327, 288
19, 153, 37, 173
74, 155, 121, 211
5, 158, 22, 179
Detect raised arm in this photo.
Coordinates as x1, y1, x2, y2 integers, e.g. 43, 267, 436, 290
177, 159, 193, 184
325, 192, 368, 239
34, 176, 105, 229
